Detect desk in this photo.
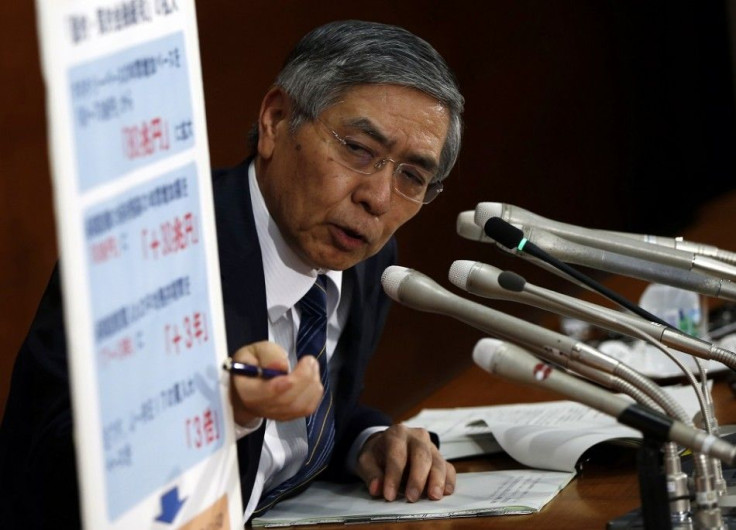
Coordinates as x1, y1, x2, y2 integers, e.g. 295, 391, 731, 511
315, 367, 736, 529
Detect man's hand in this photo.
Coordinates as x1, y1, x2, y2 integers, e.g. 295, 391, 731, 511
355, 424, 456, 503
229, 341, 324, 426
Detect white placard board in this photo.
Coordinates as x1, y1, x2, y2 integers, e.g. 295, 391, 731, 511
34, 1, 243, 528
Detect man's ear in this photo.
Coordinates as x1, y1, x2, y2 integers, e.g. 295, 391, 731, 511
257, 86, 290, 160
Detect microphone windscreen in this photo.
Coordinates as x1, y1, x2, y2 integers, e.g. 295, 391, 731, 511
474, 202, 504, 226
448, 260, 475, 290
498, 271, 526, 292
472, 337, 504, 372
456, 211, 483, 241
381, 265, 409, 300
484, 217, 524, 249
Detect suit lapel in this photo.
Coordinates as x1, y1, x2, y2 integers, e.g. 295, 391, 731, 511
212, 159, 269, 352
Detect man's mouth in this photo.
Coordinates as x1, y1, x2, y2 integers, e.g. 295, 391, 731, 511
330, 224, 369, 250
341, 225, 366, 241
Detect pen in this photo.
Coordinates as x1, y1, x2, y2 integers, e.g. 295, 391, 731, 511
222, 357, 287, 379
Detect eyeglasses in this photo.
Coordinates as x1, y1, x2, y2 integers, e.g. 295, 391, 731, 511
317, 119, 443, 204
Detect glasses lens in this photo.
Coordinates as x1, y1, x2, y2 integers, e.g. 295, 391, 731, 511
335, 137, 377, 172
422, 181, 443, 204
321, 122, 378, 174
394, 164, 435, 203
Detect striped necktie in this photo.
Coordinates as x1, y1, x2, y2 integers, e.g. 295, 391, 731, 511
255, 275, 335, 514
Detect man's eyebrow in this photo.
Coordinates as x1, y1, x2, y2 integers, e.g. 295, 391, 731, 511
344, 117, 389, 144
343, 117, 440, 173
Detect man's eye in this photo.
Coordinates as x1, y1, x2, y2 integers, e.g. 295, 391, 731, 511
341, 139, 375, 165
399, 167, 428, 188
343, 139, 372, 155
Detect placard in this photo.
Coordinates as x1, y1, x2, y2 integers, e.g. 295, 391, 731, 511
34, 1, 243, 527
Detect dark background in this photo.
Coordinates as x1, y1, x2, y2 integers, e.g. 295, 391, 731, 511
2, 1, 736, 420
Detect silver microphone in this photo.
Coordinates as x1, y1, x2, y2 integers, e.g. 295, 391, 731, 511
475, 201, 736, 279
456, 210, 494, 243
609, 231, 736, 266
472, 338, 736, 466
448, 259, 736, 370
381, 265, 689, 423
456, 210, 598, 292
478, 216, 736, 303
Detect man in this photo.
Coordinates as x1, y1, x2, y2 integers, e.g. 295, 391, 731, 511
0, 19, 464, 527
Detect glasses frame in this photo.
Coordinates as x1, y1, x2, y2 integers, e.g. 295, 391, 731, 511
317, 118, 444, 205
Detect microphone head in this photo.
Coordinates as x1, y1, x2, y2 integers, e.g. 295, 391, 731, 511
474, 202, 504, 227
497, 271, 526, 292
472, 337, 505, 373
456, 211, 493, 242
448, 260, 477, 290
381, 265, 412, 301
484, 217, 524, 250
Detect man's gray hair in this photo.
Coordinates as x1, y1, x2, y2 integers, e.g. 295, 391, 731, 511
250, 20, 464, 182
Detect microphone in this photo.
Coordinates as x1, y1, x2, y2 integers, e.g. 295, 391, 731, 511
608, 231, 736, 266
456, 210, 600, 293
480, 217, 736, 303
381, 265, 690, 423
476, 202, 736, 277
448, 260, 736, 370
451, 259, 719, 435
472, 338, 736, 466
474, 338, 728, 528
456, 210, 494, 243
481, 217, 674, 325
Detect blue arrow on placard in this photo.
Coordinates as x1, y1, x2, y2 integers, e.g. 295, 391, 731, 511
155, 486, 187, 524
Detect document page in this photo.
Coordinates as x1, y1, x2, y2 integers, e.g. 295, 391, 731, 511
251, 470, 575, 527
405, 384, 705, 471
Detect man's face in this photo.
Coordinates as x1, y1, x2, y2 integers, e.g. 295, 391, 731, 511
255, 84, 450, 271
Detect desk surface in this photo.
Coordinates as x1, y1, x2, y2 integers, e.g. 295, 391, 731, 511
314, 367, 736, 530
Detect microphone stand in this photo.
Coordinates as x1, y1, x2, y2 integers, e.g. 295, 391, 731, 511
470, 338, 734, 529
638, 435, 675, 530
472, 220, 729, 526
515, 272, 728, 527
513, 271, 725, 527
568, 363, 689, 527
639, 443, 723, 530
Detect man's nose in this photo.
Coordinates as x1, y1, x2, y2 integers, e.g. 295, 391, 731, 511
353, 164, 394, 216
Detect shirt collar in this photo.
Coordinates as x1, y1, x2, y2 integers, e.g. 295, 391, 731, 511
248, 161, 342, 323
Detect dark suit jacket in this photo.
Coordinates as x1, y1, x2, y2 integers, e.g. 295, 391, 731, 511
0, 158, 395, 528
